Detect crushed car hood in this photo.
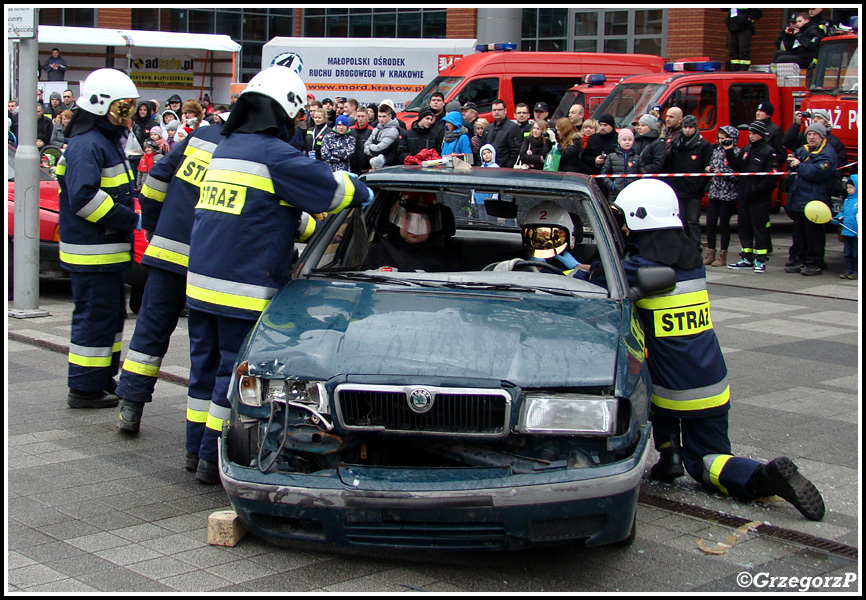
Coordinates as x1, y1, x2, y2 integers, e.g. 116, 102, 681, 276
244, 280, 622, 388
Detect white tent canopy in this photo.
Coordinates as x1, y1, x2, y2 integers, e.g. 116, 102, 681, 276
38, 25, 241, 52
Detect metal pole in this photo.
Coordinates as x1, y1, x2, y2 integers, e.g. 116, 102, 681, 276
11, 33, 50, 318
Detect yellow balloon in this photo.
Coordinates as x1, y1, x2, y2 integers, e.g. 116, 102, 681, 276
804, 201, 832, 224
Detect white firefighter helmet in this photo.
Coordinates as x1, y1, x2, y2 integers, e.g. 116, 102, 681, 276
242, 65, 307, 119
77, 68, 140, 117
614, 179, 682, 231
522, 201, 576, 259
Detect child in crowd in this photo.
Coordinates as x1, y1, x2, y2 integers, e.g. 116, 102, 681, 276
600, 128, 642, 203
833, 175, 858, 279
473, 144, 499, 220
136, 139, 164, 190
149, 126, 171, 155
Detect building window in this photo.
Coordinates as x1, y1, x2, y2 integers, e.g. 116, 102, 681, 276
39, 8, 96, 28
129, 9, 295, 83
302, 8, 446, 39
523, 8, 666, 56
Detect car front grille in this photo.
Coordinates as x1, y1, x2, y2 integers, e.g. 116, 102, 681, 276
334, 385, 511, 437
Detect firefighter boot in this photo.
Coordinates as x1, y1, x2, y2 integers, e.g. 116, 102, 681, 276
196, 459, 220, 485
747, 457, 825, 521
117, 399, 145, 434
650, 436, 685, 483
67, 389, 120, 409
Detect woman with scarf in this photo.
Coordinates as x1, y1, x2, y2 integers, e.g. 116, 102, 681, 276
440, 111, 472, 158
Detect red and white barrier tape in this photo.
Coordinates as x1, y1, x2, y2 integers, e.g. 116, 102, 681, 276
591, 161, 857, 179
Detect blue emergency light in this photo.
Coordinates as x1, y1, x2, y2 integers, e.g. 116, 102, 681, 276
584, 74, 607, 86
476, 42, 518, 52
664, 61, 722, 72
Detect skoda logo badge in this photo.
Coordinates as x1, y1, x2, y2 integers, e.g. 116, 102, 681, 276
408, 388, 434, 414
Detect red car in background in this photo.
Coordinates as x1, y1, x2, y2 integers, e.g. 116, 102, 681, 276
8, 144, 148, 309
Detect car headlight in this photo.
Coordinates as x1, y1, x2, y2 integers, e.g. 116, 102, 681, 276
517, 393, 617, 435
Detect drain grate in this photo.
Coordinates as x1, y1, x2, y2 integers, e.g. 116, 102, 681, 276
639, 491, 858, 560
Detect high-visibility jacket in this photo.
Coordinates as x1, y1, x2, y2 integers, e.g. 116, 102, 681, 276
138, 123, 225, 276
57, 124, 139, 271
187, 130, 370, 320
625, 255, 730, 419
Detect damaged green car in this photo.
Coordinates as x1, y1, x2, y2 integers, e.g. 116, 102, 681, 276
219, 166, 674, 550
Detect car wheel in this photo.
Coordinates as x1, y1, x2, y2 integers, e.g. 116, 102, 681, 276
226, 409, 259, 467
613, 514, 637, 547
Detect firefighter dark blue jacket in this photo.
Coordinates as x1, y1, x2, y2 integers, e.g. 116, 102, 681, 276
625, 254, 730, 419
138, 123, 225, 276
187, 130, 371, 320
57, 118, 139, 272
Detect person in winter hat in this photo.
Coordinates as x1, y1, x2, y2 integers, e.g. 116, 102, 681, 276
320, 115, 356, 172
600, 128, 642, 203
148, 125, 171, 155
832, 175, 858, 279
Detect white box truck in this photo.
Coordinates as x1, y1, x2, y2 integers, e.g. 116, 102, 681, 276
261, 37, 477, 110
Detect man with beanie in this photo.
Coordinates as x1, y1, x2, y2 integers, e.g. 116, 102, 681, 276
665, 114, 712, 250
755, 102, 784, 157
398, 106, 444, 164
783, 108, 847, 164
784, 122, 838, 276
726, 121, 781, 272
633, 113, 665, 174
582, 113, 619, 175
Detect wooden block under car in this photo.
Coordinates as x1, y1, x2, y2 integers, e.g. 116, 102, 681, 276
207, 510, 247, 546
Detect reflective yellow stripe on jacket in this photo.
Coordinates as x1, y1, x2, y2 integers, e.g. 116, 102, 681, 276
59, 241, 131, 266
143, 235, 190, 268
186, 272, 275, 313
650, 379, 731, 412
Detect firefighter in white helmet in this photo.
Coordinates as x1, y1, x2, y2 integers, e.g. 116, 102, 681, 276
582, 179, 825, 521
57, 69, 140, 409
184, 66, 373, 484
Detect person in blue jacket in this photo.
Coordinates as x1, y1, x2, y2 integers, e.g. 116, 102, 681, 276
56, 69, 141, 409
440, 110, 472, 159
184, 66, 372, 484
833, 175, 858, 279
577, 179, 825, 521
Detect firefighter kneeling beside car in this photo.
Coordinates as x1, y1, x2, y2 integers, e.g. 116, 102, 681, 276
575, 179, 826, 521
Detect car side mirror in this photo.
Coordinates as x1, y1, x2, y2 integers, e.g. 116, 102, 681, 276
628, 266, 676, 302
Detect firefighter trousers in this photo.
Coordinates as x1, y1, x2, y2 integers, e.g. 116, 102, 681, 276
68, 271, 126, 393
186, 308, 254, 463
651, 412, 762, 498
117, 267, 186, 403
